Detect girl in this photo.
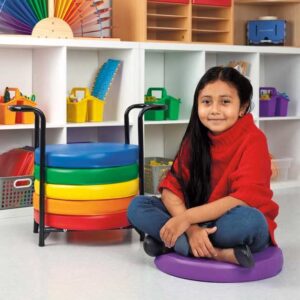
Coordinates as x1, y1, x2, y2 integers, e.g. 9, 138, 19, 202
128, 66, 279, 268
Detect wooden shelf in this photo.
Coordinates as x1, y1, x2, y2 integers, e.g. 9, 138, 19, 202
148, 26, 188, 31
148, 13, 187, 18
148, 1, 187, 6
192, 29, 229, 33
112, 0, 232, 43
236, 0, 300, 5
193, 16, 229, 21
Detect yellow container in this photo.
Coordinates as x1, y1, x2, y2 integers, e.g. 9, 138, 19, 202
0, 99, 17, 125
67, 87, 104, 123
87, 98, 104, 122
67, 98, 88, 123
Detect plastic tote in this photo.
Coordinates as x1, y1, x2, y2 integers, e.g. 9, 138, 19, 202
275, 93, 289, 116
67, 87, 104, 123
144, 87, 181, 121
259, 87, 277, 117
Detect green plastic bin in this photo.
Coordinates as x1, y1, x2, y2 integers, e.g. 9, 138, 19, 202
144, 88, 180, 121
165, 96, 180, 120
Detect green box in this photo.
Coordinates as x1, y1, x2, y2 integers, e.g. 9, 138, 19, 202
144, 88, 180, 121
144, 98, 166, 121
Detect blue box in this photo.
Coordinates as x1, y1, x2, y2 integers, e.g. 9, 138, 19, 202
247, 20, 286, 45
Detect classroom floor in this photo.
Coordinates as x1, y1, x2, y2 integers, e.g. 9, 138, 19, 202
0, 188, 299, 300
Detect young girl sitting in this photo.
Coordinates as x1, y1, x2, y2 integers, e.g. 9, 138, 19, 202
128, 66, 279, 268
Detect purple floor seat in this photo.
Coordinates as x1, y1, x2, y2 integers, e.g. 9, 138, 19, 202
155, 246, 283, 282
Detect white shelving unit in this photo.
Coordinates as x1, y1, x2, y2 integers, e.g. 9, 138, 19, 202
141, 42, 300, 190
0, 36, 299, 190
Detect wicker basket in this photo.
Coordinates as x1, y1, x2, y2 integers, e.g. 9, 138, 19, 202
0, 176, 34, 210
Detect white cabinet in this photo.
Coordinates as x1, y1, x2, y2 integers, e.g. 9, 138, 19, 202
141, 43, 300, 190
0, 36, 299, 190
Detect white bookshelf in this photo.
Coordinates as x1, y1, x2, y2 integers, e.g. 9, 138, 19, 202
0, 36, 299, 190
141, 42, 300, 189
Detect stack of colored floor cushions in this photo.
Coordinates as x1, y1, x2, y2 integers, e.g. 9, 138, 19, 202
33, 143, 139, 230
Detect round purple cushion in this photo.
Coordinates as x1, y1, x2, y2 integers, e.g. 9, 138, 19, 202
155, 246, 283, 282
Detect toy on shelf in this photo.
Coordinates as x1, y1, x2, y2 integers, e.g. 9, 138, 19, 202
92, 59, 121, 100
67, 58, 121, 123
144, 87, 181, 121
247, 17, 286, 46
0, 0, 112, 39
67, 87, 104, 123
259, 87, 289, 117
0, 87, 36, 125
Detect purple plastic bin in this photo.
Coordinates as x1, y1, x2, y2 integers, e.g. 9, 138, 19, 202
275, 95, 289, 116
259, 87, 277, 117
260, 98, 276, 117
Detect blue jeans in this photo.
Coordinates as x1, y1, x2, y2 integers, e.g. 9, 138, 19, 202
127, 195, 270, 257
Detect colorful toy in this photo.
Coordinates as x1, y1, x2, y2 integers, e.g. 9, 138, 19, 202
92, 59, 121, 100
33, 194, 134, 215
155, 246, 283, 282
34, 163, 138, 185
9, 103, 167, 246
34, 209, 129, 231
144, 88, 181, 121
34, 178, 139, 200
0, 87, 36, 125
0, 0, 112, 38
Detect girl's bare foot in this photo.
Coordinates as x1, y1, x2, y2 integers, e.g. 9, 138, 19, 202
212, 246, 255, 268
212, 247, 239, 265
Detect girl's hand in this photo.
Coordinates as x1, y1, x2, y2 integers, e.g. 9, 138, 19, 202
160, 215, 190, 248
186, 225, 218, 258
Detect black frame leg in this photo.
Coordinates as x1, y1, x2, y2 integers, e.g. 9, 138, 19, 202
124, 104, 167, 242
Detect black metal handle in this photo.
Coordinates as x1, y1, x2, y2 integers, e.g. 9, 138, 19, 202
9, 105, 47, 247
123, 104, 167, 195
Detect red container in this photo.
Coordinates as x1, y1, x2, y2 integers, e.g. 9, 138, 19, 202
149, 0, 189, 3
192, 0, 231, 6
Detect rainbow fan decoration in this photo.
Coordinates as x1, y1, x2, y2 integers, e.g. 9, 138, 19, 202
0, 0, 112, 38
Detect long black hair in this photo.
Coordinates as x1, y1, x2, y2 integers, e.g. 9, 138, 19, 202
170, 66, 253, 208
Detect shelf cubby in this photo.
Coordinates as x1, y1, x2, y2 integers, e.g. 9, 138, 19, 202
67, 47, 139, 123
192, 4, 233, 44
234, 0, 300, 46
259, 53, 300, 117
147, 1, 190, 42
144, 48, 205, 120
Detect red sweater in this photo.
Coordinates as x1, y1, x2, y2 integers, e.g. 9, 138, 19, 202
159, 114, 279, 245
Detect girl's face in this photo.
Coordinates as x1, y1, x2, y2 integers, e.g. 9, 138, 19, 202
197, 80, 246, 135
